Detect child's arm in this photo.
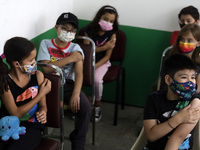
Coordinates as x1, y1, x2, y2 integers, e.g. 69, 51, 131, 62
95, 34, 116, 69
1, 71, 51, 118
164, 98, 200, 150
40, 51, 83, 74
36, 71, 48, 124
84, 33, 116, 53
69, 60, 83, 113
144, 104, 200, 142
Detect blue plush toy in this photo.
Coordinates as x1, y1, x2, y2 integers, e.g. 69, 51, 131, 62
0, 116, 26, 141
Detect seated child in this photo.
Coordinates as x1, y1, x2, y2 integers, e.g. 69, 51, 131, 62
37, 12, 91, 150
143, 54, 200, 150
170, 5, 199, 45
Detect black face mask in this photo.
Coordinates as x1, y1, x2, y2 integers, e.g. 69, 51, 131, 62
179, 23, 186, 29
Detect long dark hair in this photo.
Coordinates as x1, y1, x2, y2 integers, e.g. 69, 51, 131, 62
170, 24, 200, 66
86, 5, 119, 39
0, 37, 35, 94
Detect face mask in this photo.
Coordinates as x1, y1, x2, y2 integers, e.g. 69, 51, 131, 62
169, 79, 196, 101
178, 41, 196, 53
98, 20, 113, 31
179, 23, 186, 29
18, 61, 37, 75
58, 30, 75, 43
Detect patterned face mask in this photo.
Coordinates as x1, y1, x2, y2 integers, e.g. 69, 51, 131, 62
179, 41, 196, 53
58, 30, 75, 43
169, 79, 196, 101
18, 61, 37, 75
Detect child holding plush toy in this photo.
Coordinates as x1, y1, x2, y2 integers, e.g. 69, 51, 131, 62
0, 37, 51, 150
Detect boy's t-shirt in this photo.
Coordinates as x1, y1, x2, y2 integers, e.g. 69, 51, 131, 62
37, 39, 84, 81
144, 90, 194, 150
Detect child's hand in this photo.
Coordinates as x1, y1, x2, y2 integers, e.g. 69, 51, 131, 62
70, 51, 83, 63
39, 78, 51, 96
104, 39, 116, 50
36, 110, 47, 124
69, 94, 80, 113
179, 104, 200, 124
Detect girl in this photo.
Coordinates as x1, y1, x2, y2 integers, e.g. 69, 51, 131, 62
170, 24, 200, 94
0, 37, 51, 150
83, 5, 119, 122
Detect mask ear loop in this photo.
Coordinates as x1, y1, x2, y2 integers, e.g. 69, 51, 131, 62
16, 61, 24, 72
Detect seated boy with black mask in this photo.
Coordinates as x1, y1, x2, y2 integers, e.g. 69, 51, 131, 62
143, 54, 200, 150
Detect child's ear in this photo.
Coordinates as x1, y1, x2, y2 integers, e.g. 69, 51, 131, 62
54, 25, 59, 31
165, 75, 172, 86
196, 41, 200, 47
13, 61, 19, 67
195, 19, 200, 25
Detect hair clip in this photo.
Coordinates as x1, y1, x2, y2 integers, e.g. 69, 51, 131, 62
104, 7, 115, 11
1, 53, 5, 59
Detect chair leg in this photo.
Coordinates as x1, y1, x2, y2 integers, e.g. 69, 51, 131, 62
121, 68, 125, 110
92, 106, 95, 145
114, 73, 121, 126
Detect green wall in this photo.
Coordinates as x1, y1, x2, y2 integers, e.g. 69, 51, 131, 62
32, 19, 172, 107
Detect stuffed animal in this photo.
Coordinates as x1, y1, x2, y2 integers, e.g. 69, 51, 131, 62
0, 116, 26, 141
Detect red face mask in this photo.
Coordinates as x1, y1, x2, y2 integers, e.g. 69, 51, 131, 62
178, 41, 195, 53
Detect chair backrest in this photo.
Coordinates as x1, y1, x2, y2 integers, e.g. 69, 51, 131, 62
44, 73, 61, 128
157, 46, 172, 91
110, 30, 126, 62
78, 43, 94, 87
130, 127, 147, 150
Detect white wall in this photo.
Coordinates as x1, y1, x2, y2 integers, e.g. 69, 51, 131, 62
0, 0, 73, 53
73, 0, 200, 31
1, 0, 200, 54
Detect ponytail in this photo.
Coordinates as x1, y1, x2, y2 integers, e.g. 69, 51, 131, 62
0, 55, 11, 94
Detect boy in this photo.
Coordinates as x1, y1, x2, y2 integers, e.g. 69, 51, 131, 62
143, 54, 200, 150
37, 12, 91, 150
170, 5, 200, 45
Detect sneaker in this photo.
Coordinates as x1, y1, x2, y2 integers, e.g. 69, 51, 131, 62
94, 106, 102, 122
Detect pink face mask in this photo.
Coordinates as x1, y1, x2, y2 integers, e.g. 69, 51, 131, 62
98, 20, 113, 31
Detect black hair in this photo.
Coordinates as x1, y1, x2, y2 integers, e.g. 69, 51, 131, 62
178, 5, 199, 21
0, 37, 35, 94
163, 54, 197, 78
86, 5, 119, 39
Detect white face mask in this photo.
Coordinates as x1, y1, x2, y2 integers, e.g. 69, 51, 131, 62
58, 30, 75, 43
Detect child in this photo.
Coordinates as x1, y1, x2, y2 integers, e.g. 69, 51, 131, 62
83, 5, 119, 122
170, 24, 200, 94
37, 12, 91, 150
143, 54, 200, 150
0, 37, 51, 150
170, 5, 199, 46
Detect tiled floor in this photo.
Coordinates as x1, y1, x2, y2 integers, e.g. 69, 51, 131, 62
52, 102, 144, 150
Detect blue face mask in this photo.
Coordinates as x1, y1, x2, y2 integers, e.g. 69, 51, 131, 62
169, 79, 197, 101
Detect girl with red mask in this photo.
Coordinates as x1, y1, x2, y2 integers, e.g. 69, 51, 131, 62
170, 24, 200, 94
83, 5, 119, 122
